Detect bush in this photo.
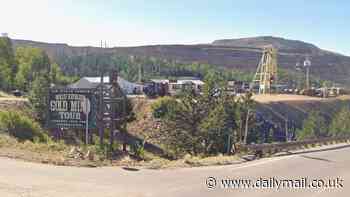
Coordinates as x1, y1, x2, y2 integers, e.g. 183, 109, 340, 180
329, 106, 350, 137
131, 139, 146, 159
151, 96, 181, 119
296, 111, 328, 140
0, 110, 49, 142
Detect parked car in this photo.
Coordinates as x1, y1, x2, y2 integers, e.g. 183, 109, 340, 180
12, 89, 22, 97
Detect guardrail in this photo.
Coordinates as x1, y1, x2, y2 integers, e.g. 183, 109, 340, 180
239, 136, 350, 157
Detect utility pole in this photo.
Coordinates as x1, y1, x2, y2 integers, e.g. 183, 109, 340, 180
226, 134, 231, 154
306, 67, 310, 89
304, 57, 311, 89
285, 118, 288, 142
98, 73, 104, 148
295, 61, 301, 90
98, 40, 105, 148
84, 97, 90, 144
138, 63, 142, 83
109, 70, 119, 152
244, 108, 250, 144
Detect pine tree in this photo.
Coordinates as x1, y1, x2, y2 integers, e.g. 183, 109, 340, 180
28, 72, 51, 123
0, 37, 16, 91
297, 111, 328, 140
329, 106, 350, 137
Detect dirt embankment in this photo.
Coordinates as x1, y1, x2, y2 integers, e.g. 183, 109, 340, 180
0, 98, 30, 112
255, 95, 350, 130
127, 95, 350, 144
127, 98, 162, 145
253, 94, 350, 103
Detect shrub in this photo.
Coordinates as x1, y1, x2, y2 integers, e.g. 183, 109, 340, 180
0, 110, 49, 142
131, 139, 146, 159
296, 111, 328, 140
329, 106, 350, 137
151, 96, 181, 119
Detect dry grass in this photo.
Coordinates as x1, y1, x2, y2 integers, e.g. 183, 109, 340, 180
0, 134, 69, 165
0, 134, 105, 167
252, 94, 350, 104
0, 91, 12, 98
142, 154, 243, 169
253, 94, 325, 103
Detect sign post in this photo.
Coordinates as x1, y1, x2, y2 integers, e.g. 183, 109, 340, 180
82, 96, 91, 144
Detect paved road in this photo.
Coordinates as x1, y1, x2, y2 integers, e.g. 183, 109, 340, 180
0, 143, 349, 197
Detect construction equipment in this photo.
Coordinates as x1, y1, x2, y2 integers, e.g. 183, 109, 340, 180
143, 81, 169, 97
251, 46, 278, 94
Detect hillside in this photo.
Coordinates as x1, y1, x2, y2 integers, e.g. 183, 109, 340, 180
12, 36, 350, 86
213, 36, 323, 54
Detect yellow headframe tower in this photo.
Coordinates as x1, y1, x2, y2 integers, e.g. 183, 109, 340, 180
251, 46, 278, 94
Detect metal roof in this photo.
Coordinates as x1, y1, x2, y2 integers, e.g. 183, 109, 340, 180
69, 76, 142, 94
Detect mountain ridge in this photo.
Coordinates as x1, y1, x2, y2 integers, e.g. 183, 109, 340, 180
10, 36, 350, 86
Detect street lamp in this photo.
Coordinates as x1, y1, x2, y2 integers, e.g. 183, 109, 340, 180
303, 57, 311, 89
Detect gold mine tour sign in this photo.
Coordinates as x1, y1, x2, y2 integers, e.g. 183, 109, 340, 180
48, 89, 97, 129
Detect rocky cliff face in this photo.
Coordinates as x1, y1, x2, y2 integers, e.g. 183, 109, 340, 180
12, 36, 350, 86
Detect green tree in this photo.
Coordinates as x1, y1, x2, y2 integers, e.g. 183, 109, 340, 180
237, 92, 256, 144
28, 75, 51, 123
0, 59, 12, 91
155, 78, 242, 157
200, 93, 238, 154
50, 62, 77, 86
151, 96, 180, 119
329, 106, 350, 137
14, 62, 31, 91
15, 47, 51, 91
0, 37, 16, 91
297, 111, 328, 140
159, 90, 205, 156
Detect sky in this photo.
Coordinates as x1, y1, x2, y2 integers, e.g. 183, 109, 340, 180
1, 0, 350, 55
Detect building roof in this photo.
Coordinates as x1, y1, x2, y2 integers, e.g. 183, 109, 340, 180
68, 78, 99, 89
68, 76, 142, 94
150, 78, 204, 85
176, 76, 201, 80
84, 76, 110, 84
170, 79, 205, 85
150, 79, 170, 84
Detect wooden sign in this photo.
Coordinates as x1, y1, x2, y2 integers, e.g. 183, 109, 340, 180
48, 88, 97, 129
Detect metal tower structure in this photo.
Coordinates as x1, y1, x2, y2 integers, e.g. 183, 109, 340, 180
252, 46, 278, 94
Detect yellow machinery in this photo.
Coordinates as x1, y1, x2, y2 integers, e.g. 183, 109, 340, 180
251, 46, 278, 94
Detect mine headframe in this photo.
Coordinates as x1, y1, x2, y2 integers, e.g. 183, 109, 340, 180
251, 46, 278, 94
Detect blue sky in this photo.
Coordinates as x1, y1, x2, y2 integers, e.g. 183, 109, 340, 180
1, 0, 350, 55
